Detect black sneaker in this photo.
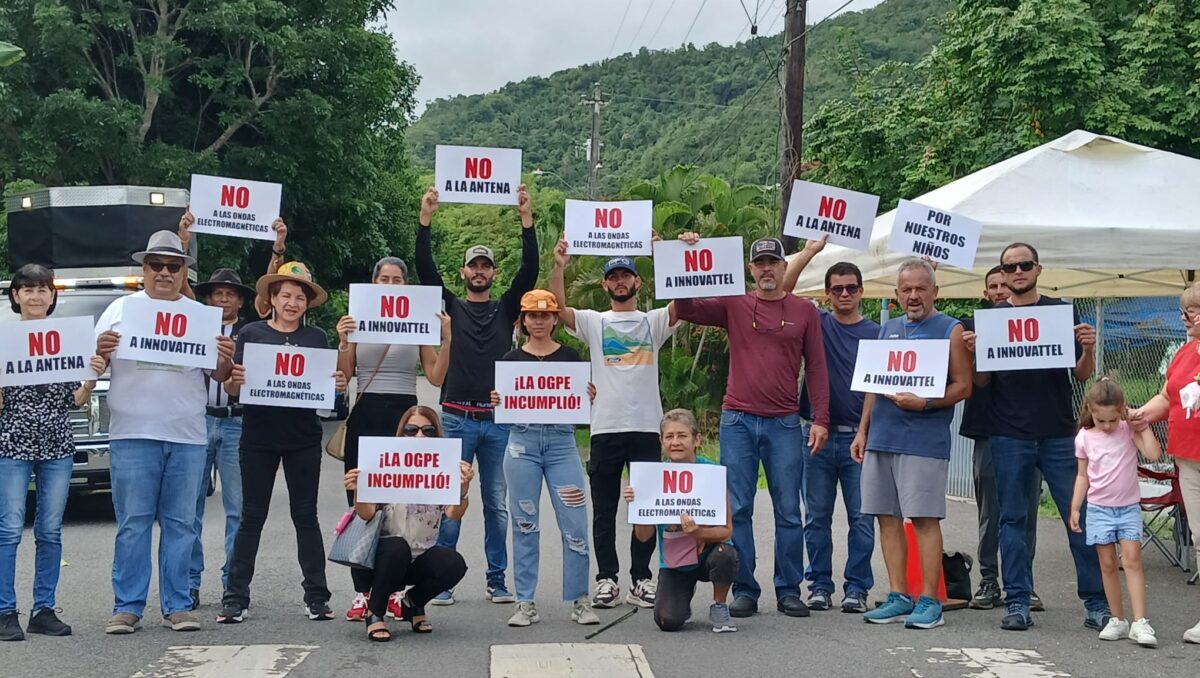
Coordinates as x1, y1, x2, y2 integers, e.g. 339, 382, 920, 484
1029, 591, 1045, 612
216, 602, 247, 624
969, 581, 1001, 610
0, 611, 23, 641
306, 601, 335, 621
189, 588, 200, 611
26, 608, 71, 636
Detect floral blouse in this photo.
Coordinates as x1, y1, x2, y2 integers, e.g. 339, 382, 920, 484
0, 382, 79, 461
379, 504, 444, 557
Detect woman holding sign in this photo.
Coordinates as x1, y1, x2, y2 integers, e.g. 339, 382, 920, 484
0, 265, 104, 640
489, 290, 598, 627
335, 257, 452, 621
217, 262, 347, 624
623, 409, 737, 634
342, 406, 470, 642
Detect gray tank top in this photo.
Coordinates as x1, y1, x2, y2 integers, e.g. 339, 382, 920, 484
355, 343, 419, 395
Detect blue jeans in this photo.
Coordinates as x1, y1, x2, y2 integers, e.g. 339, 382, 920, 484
436, 412, 509, 587
719, 410, 806, 601
991, 436, 1106, 612
0, 456, 73, 613
802, 427, 874, 596
190, 416, 243, 590
109, 439, 206, 617
503, 425, 590, 603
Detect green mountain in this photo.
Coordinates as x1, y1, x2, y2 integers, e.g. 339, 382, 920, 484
408, 0, 951, 195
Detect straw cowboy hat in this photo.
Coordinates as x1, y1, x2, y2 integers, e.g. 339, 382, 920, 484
254, 261, 328, 317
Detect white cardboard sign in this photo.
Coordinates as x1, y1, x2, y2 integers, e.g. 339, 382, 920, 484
628, 462, 727, 526
239, 343, 337, 409
0, 316, 98, 387
652, 237, 746, 299
851, 339, 950, 399
782, 179, 880, 250
973, 305, 1076, 372
347, 284, 442, 345
355, 437, 463, 505
888, 199, 983, 270
117, 297, 221, 369
494, 361, 591, 425
435, 145, 522, 205
564, 199, 653, 256
188, 174, 281, 241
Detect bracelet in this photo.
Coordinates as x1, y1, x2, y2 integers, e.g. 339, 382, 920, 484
272, 246, 286, 256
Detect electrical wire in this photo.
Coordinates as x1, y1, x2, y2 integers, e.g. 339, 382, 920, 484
626, 0, 658, 51
607, 0, 635, 58
646, 0, 680, 46
680, 0, 710, 45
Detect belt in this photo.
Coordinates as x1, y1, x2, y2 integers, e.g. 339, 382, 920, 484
443, 405, 493, 421
834, 425, 858, 433
207, 405, 243, 418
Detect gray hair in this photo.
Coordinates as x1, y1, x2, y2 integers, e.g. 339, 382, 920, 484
660, 408, 700, 436
372, 256, 409, 282
896, 257, 937, 286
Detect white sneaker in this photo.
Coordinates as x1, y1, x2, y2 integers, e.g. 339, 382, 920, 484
1129, 618, 1158, 647
1184, 619, 1200, 644
626, 579, 656, 608
572, 597, 600, 625
1098, 617, 1130, 641
592, 578, 621, 609
507, 601, 540, 627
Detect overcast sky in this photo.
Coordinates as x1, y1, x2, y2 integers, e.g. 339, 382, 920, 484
386, 0, 885, 113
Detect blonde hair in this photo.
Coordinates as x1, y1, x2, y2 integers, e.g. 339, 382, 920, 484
1180, 284, 1200, 312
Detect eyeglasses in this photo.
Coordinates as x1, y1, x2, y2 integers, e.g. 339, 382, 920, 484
1181, 308, 1200, 321
401, 424, 438, 437
1000, 260, 1037, 274
751, 297, 786, 333
829, 284, 861, 297
145, 260, 183, 273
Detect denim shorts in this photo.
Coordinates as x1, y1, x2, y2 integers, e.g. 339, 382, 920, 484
1085, 503, 1142, 545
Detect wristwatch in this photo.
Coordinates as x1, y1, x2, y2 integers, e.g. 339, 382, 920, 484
922, 398, 934, 412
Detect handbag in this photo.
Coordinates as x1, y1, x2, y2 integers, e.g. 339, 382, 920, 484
942, 550, 974, 601
325, 345, 391, 461
328, 508, 384, 569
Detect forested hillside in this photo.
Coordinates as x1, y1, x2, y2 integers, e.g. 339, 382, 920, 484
408, 0, 952, 194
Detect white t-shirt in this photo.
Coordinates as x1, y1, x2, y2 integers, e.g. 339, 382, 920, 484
569, 307, 676, 435
94, 291, 209, 445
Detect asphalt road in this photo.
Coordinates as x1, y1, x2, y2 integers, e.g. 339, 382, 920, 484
5, 417, 1200, 677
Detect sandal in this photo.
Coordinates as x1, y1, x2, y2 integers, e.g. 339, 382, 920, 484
401, 600, 433, 634
365, 614, 391, 642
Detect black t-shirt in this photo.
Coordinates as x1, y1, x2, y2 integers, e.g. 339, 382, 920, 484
235, 320, 330, 451
500, 345, 583, 363
987, 296, 1082, 440
958, 314, 991, 439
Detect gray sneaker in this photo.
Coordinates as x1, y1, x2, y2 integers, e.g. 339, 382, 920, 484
572, 597, 600, 625
105, 612, 141, 635
840, 591, 868, 614
710, 602, 737, 633
807, 590, 832, 611
507, 601, 540, 627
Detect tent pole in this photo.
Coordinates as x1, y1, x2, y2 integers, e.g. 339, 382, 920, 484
1095, 298, 1105, 375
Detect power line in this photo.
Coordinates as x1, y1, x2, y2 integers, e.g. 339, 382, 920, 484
680, 0, 709, 45
626, 0, 658, 52
608, 91, 775, 111
646, 0, 680, 46
607, 0, 635, 58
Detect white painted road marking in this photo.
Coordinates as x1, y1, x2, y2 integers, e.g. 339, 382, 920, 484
131, 645, 317, 678
490, 643, 654, 678
925, 648, 1071, 678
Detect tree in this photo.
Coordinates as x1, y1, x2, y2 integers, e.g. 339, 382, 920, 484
0, 0, 421, 289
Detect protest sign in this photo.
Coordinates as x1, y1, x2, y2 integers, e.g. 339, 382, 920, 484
239, 343, 337, 409
782, 179, 880, 250
973, 304, 1076, 372
434, 145, 522, 205
188, 174, 281, 241
888, 199, 983, 270
851, 339, 950, 399
0, 316, 97, 387
117, 298, 221, 369
564, 199, 653, 256
628, 462, 727, 526
494, 361, 591, 425
355, 436, 463, 505
652, 237, 746, 299
347, 284, 442, 345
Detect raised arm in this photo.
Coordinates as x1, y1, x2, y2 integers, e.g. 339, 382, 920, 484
177, 208, 196, 300
267, 218, 288, 275
499, 184, 540, 319
415, 186, 449, 294
550, 234, 577, 331
782, 235, 828, 292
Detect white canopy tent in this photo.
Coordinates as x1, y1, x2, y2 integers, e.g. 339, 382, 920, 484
792, 130, 1200, 299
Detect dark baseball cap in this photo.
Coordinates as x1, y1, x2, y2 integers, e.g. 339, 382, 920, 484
749, 237, 786, 262
603, 257, 637, 277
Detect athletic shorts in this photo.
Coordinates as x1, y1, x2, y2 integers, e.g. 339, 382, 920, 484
860, 450, 948, 519
1085, 503, 1142, 546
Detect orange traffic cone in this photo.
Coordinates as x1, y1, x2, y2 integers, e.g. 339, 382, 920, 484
903, 520, 947, 601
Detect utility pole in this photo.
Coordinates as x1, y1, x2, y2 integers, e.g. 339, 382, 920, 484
779, 0, 806, 248
581, 82, 606, 199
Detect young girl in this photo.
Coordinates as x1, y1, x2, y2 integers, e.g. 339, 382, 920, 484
1069, 377, 1162, 647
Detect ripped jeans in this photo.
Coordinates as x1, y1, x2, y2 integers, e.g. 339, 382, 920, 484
504, 424, 591, 603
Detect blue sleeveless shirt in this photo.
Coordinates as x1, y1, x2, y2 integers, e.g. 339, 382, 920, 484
865, 312, 960, 460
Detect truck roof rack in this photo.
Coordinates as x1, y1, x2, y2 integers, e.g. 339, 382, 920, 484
6, 186, 188, 213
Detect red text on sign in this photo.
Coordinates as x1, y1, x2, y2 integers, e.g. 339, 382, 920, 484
1007, 318, 1040, 342
379, 452, 440, 468
594, 208, 623, 229
683, 249, 714, 272
464, 157, 493, 180
380, 296, 410, 319
220, 185, 250, 209
817, 196, 848, 220
28, 330, 61, 357
886, 350, 917, 373
154, 312, 187, 337
275, 353, 306, 376
663, 469, 694, 494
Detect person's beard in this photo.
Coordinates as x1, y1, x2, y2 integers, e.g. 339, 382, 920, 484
1006, 278, 1036, 296
466, 278, 493, 294
607, 282, 638, 303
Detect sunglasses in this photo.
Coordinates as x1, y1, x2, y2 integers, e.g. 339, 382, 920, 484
828, 284, 861, 296
1000, 260, 1037, 274
401, 424, 438, 437
145, 260, 183, 273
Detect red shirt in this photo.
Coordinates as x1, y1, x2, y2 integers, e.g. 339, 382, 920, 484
1165, 340, 1200, 461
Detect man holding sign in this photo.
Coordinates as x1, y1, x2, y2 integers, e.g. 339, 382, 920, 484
94, 231, 236, 634
851, 259, 971, 630
416, 184, 539, 605
964, 243, 1106, 633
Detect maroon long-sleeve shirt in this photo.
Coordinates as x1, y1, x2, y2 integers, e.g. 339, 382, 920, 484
675, 293, 830, 426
